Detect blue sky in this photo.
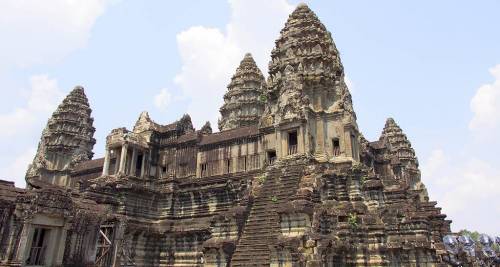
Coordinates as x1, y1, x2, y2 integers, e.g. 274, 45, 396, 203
0, 0, 499, 235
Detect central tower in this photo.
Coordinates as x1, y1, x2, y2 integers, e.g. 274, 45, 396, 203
261, 3, 359, 161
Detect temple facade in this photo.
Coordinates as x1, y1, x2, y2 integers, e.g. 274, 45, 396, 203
0, 4, 453, 267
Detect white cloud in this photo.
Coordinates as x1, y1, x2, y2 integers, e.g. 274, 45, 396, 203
421, 65, 500, 236
0, 0, 113, 71
422, 65, 500, 235
0, 75, 63, 137
422, 151, 500, 235
154, 88, 172, 110
0, 147, 36, 188
173, 0, 294, 128
421, 149, 447, 179
469, 64, 500, 134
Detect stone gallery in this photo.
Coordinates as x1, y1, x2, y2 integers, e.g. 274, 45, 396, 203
0, 4, 456, 267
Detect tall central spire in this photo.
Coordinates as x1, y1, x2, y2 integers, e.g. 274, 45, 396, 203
258, 4, 359, 161
262, 3, 355, 125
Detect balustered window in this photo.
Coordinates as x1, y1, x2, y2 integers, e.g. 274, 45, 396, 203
332, 138, 340, 157
27, 228, 48, 266
288, 130, 298, 155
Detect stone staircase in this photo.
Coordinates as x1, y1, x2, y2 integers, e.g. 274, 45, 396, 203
230, 159, 305, 266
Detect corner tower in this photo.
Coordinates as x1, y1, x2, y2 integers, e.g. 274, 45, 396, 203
26, 86, 96, 187
262, 3, 359, 161
379, 118, 428, 197
219, 53, 266, 131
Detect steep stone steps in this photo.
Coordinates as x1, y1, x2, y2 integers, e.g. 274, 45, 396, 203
230, 159, 305, 266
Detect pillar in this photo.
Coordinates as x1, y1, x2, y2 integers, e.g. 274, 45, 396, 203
119, 144, 128, 174
140, 150, 147, 178
103, 147, 110, 176
111, 221, 126, 267
276, 130, 282, 158
53, 224, 70, 266
196, 150, 202, 178
130, 147, 137, 176
114, 148, 120, 174
305, 120, 311, 154
5, 218, 23, 263
316, 117, 325, 154
15, 221, 33, 264
298, 125, 305, 154
281, 131, 287, 157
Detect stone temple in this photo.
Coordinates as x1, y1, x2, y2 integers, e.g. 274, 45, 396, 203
0, 4, 453, 267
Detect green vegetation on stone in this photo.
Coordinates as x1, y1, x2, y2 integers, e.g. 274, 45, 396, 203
348, 213, 358, 229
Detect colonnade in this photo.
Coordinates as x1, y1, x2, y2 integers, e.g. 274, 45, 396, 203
102, 144, 148, 177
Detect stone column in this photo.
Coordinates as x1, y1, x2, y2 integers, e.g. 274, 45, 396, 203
140, 150, 147, 178
316, 118, 325, 154
196, 150, 202, 178
304, 121, 311, 154
5, 218, 24, 263
130, 147, 137, 176
111, 221, 126, 267
14, 221, 33, 264
114, 148, 120, 174
53, 223, 71, 266
298, 125, 305, 154
103, 147, 110, 176
282, 131, 287, 157
276, 130, 282, 159
119, 144, 128, 174
344, 130, 353, 159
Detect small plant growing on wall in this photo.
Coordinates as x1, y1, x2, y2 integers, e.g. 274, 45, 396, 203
259, 94, 268, 103
271, 195, 278, 203
359, 175, 367, 186
255, 174, 267, 185
351, 162, 363, 172
348, 213, 358, 229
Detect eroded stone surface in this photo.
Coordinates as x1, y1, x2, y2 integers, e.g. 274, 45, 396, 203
26, 86, 96, 189
0, 4, 458, 267
219, 53, 266, 131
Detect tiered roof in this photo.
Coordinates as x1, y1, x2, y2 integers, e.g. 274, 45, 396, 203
269, 3, 343, 80
27, 86, 96, 179
379, 118, 419, 171
219, 53, 266, 131
264, 3, 354, 123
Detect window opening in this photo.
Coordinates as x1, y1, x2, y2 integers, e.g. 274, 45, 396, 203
226, 159, 231, 174
136, 154, 143, 176
332, 138, 340, 156
267, 150, 277, 164
288, 130, 298, 155
27, 228, 48, 266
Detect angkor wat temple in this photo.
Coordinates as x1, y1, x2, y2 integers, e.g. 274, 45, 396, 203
0, 4, 454, 267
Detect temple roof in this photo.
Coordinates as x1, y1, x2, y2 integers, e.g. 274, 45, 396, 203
73, 157, 104, 173
269, 3, 343, 78
200, 125, 259, 146
26, 86, 97, 180
379, 118, 419, 168
219, 53, 265, 131
44, 86, 96, 151
133, 112, 195, 134
262, 3, 356, 124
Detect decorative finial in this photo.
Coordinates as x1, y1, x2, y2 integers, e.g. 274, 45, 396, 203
297, 2, 309, 8
73, 85, 85, 92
